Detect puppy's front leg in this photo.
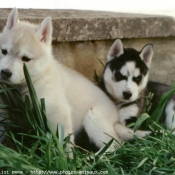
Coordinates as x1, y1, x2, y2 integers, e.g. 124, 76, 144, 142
114, 122, 150, 140
83, 107, 119, 153
47, 102, 74, 158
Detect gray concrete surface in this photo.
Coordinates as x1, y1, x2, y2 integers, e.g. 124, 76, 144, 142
0, 9, 175, 84
0, 9, 175, 41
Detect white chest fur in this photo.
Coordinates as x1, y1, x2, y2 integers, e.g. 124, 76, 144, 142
118, 103, 139, 125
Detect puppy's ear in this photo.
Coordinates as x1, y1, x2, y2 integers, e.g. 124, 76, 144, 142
3, 8, 19, 32
107, 39, 124, 62
140, 44, 153, 68
36, 17, 52, 46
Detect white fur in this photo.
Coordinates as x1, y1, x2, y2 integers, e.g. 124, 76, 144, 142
3, 8, 19, 33
0, 9, 150, 154
104, 39, 153, 103
165, 99, 175, 130
114, 122, 150, 141
120, 62, 141, 101
118, 104, 139, 125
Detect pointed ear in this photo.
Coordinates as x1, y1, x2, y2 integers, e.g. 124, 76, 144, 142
3, 8, 19, 32
140, 44, 153, 68
36, 17, 52, 46
107, 39, 124, 62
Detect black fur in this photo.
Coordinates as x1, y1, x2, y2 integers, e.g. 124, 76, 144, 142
108, 48, 149, 76
74, 128, 99, 152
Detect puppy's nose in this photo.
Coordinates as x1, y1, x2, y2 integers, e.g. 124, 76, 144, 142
123, 91, 132, 100
1, 69, 12, 79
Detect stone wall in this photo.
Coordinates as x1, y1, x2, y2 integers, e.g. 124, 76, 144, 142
53, 38, 175, 84
1, 9, 175, 84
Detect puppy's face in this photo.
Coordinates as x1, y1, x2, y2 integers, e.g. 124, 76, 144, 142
104, 61, 148, 102
0, 8, 52, 84
104, 39, 153, 102
0, 26, 50, 84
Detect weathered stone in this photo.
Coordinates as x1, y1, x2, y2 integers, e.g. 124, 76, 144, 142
0, 9, 175, 84
0, 9, 175, 42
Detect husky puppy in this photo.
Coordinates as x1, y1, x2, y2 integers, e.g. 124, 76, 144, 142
0, 8, 149, 155
100, 39, 175, 129
75, 40, 152, 150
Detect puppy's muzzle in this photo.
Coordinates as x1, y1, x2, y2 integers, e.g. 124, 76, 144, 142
1, 69, 12, 79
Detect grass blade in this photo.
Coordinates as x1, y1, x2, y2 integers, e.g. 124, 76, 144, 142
134, 113, 150, 132
23, 64, 46, 132
150, 88, 175, 126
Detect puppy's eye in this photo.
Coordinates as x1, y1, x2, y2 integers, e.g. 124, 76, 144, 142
2, 49, 7, 55
114, 71, 126, 81
22, 56, 31, 62
133, 75, 142, 84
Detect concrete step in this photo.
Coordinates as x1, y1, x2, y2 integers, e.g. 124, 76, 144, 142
0, 9, 175, 84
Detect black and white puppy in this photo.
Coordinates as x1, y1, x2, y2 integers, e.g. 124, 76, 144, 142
75, 39, 175, 152
100, 39, 175, 129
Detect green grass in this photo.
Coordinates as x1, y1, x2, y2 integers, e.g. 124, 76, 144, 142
0, 64, 175, 174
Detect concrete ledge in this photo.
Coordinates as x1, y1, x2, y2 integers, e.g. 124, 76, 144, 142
0, 9, 175, 42
0, 9, 175, 84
